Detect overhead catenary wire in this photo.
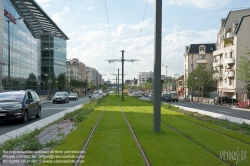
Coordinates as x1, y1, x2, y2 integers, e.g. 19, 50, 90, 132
126, 0, 149, 75
104, 0, 117, 74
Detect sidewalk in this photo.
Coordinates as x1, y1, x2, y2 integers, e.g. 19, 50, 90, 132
38, 95, 51, 104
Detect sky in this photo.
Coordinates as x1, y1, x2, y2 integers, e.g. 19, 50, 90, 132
35, 0, 250, 83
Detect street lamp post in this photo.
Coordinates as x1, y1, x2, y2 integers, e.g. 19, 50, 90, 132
191, 54, 194, 102
6, 17, 22, 90
162, 64, 168, 91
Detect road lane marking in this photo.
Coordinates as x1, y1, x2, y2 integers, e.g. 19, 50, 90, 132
43, 108, 72, 109
218, 110, 230, 113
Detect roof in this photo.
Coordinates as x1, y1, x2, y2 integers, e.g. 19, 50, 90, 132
235, 15, 250, 34
10, 0, 69, 40
187, 43, 216, 54
223, 8, 250, 28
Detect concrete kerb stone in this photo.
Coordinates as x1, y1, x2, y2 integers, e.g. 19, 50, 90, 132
0, 135, 11, 144
175, 105, 250, 125
33, 121, 47, 129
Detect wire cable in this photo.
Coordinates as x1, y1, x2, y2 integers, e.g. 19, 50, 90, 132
104, 0, 116, 74
125, 0, 149, 75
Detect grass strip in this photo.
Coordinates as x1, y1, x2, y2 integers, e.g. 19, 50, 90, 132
81, 97, 144, 166
128, 97, 250, 166
39, 97, 109, 166
118, 96, 226, 166
162, 104, 250, 144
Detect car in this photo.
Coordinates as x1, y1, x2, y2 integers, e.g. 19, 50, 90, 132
161, 93, 172, 103
134, 91, 142, 97
69, 93, 78, 100
170, 92, 178, 102
93, 90, 98, 94
0, 90, 41, 123
98, 90, 103, 95
214, 96, 238, 105
52, 92, 69, 104
236, 99, 250, 108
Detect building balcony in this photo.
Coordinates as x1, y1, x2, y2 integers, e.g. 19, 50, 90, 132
212, 62, 218, 67
196, 59, 207, 64
225, 58, 235, 64
226, 71, 235, 77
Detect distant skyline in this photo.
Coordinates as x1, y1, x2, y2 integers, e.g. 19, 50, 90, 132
35, 0, 250, 82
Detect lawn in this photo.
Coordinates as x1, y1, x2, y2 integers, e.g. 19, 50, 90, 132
39, 95, 250, 166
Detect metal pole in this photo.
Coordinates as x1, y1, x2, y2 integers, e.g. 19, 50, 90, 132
202, 86, 203, 103
191, 54, 194, 102
153, 0, 162, 132
121, 50, 124, 101
48, 40, 51, 101
7, 20, 10, 90
116, 75, 117, 95
118, 69, 119, 97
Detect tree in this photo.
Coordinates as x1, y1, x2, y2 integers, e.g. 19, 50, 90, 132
236, 47, 250, 100
187, 65, 215, 101
57, 73, 66, 91
27, 73, 37, 90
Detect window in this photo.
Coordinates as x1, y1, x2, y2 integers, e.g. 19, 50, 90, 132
225, 53, 227, 58
200, 47, 204, 51
225, 78, 227, 84
210, 47, 213, 51
229, 52, 232, 58
229, 79, 233, 86
199, 55, 204, 59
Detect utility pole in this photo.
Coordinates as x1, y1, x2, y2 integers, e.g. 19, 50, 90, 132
110, 72, 124, 96
191, 54, 194, 102
153, 0, 162, 132
162, 64, 168, 92
106, 51, 139, 101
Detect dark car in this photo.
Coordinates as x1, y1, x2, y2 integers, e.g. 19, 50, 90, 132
214, 96, 238, 105
161, 93, 172, 103
69, 93, 78, 100
0, 90, 41, 123
52, 92, 69, 104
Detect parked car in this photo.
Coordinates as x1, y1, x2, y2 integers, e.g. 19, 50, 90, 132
99, 90, 103, 95
135, 91, 142, 97
161, 93, 172, 103
0, 90, 41, 123
236, 99, 250, 109
170, 92, 178, 102
69, 93, 78, 100
214, 96, 238, 105
52, 92, 69, 104
93, 90, 98, 94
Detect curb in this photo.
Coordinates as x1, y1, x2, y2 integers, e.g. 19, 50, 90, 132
0, 104, 83, 144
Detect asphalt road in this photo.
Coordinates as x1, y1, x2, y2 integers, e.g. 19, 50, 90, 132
140, 96, 250, 120
0, 94, 102, 136
172, 101, 250, 120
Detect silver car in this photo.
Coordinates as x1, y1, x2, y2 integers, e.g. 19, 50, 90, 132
52, 92, 69, 104
69, 93, 78, 100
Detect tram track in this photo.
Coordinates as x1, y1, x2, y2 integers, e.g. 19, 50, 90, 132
136, 106, 233, 166
73, 100, 109, 166
117, 100, 151, 166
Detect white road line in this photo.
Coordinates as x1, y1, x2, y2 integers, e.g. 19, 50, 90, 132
43, 108, 72, 109
218, 110, 230, 113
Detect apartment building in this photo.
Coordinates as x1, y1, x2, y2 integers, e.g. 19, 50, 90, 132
183, 43, 216, 96
213, 8, 250, 101
79, 62, 87, 82
66, 58, 81, 82
138, 72, 153, 86
86, 67, 98, 86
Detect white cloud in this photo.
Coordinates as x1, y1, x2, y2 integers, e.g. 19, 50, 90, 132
196, 15, 205, 19
51, 6, 70, 23
88, 7, 95, 11
81, 26, 88, 30
149, 0, 231, 9
66, 20, 218, 79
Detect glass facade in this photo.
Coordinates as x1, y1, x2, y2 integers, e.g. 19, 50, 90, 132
0, 0, 40, 90
41, 34, 66, 89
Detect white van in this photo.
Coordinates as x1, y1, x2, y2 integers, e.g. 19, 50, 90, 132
170, 92, 178, 102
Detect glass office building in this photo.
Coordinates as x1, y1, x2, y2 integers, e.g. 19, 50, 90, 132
0, 0, 69, 92
0, 0, 40, 90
